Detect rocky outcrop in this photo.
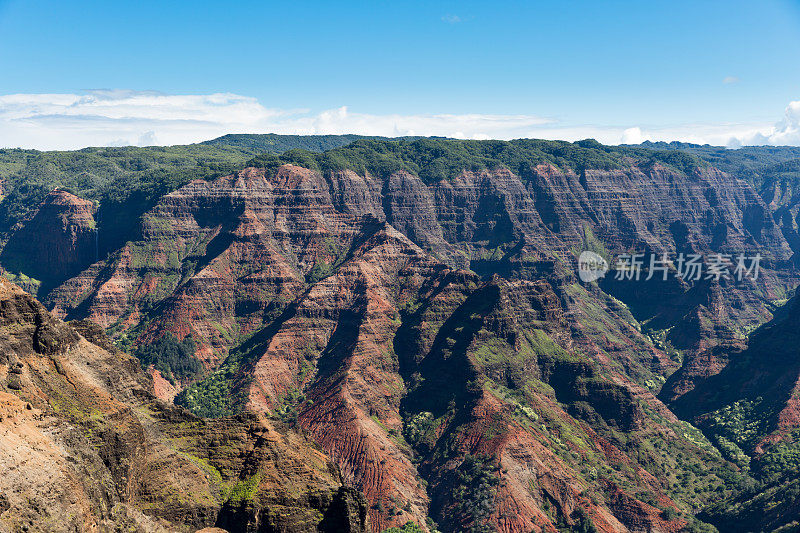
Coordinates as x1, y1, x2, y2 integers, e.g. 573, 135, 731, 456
672, 292, 800, 435
668, 292, 800, 532
0, 278, 368, 532
168, 220, 449, 529
47, 166, 364, 368
1, 189, 97, 293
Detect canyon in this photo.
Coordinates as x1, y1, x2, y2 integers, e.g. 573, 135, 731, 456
2, 136, 800, 532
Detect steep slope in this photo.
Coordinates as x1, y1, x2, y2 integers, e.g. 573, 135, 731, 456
670, 292, 800, 442
46, 165, 368, 370
24, 137, 800, 531
0, 278, 368, 532
391, 273, 742, 533
48, 141, 799, 395
0, 135, 367, 294
258, 140, 798, 400
178, 225, 743, 532
663, 292, 800, 531
0, 189, 97, 293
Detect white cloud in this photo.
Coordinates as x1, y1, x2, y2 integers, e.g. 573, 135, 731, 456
0, 91, 292, 150
723, 76, 740, 84
604, 100, 800, 148
621, 127, 646, 144
0, 91, 552, 150
573, 122, 776, 148
760, 100, 800, 145
1, 90, 799, 150
442, 14, 462, 23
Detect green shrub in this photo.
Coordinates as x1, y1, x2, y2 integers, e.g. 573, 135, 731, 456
246, 138, 707, 186
135, 333, 201, 384
381, 521, 425, 533
449, 454, 500, 533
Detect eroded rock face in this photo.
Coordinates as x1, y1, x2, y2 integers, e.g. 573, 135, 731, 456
660, 292, 800, 532
0, 278, 368, 533
48, 166, 363, 368
1, 189, 97, 293
46, 162, 797, 384
674, 293, 800, 435
204, 230, 724, 532
34, 158, 800, 532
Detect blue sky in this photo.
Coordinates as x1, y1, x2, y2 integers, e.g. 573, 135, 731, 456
1, 0, 800, 149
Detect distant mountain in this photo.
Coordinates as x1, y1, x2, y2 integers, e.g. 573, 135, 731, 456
201, 132, 374, 153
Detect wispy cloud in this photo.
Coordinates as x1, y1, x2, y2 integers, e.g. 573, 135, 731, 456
441, 14, 462, 23
0, 90, 798, 150
0, 91, 551, 150
723, 76, 740, 84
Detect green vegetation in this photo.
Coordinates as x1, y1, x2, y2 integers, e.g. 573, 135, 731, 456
755, 430, 800, 484
559, 507, 598, 533
449, 454, 500, 533
247, 137, 709, 185
403, 411, 437, 451
639, 141, 800, 177
0, 145, 245, 251
306, 259, 333, 284
174, 350, 242, 418
226, 471, 263, 502
702, 430, 800, 532
705, 397, 771, 452
200, 133, 373, 153
135, 333, 201, 384
276, 387, 306, 425
174, 325, 278, 418
380, 521, 426, 533
0, 135, 364, 266
1, 270, 41, 294
174, 367, 237, 418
